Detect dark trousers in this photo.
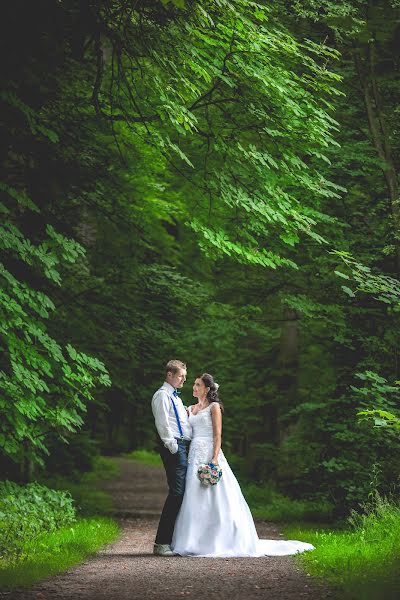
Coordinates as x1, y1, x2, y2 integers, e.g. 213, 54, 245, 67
155, 438, 189, 545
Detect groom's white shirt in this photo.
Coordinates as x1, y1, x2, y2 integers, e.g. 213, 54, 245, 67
151, 381, 192, 454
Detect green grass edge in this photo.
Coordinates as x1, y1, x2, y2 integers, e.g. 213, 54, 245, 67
0, 456, 122, 590
282, 517, 400, 600
0, 516, 120, 589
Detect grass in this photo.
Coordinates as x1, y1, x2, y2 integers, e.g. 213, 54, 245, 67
0, 517, 120, 589
0, 455, 121, 590
122, 449, 162, 466
283, 493, 400, 600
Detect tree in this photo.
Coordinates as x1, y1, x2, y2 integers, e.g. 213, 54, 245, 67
0, 179, 110, 478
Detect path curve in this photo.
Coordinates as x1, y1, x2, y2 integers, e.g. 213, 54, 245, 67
2, 458, 336, 600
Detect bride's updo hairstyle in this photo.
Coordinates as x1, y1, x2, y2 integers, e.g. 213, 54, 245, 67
200, 373, 224, 412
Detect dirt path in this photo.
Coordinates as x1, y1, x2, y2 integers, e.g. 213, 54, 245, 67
2, 458, 337, 600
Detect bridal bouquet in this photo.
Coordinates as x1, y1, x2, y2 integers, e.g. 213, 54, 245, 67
197, 463, 223, 486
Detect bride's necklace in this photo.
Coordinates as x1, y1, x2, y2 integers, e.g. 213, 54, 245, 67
193, 398, 209, 415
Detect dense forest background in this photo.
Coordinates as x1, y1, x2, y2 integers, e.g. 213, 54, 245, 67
1, 0, 400, 518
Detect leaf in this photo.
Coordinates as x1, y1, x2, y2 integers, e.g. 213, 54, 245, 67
334, 270, 350, 279
341, 285, 356, 297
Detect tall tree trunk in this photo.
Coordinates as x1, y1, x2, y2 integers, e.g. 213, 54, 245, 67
253, 307, 299, 481
20, 440, 35, 483
276, 306, 299, 444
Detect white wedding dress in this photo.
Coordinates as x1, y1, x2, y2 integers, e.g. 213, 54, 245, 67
171, 403, 315, 557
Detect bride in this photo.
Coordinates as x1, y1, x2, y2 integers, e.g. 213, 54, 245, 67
171, 373, 315, 557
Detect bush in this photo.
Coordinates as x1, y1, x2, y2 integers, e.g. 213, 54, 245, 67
0, 481, 76, 560
243, 482, 334, 522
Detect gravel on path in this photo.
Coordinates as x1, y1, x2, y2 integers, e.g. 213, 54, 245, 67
1, 458, 337, 600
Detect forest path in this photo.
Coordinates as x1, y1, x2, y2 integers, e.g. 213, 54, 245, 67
3, 457, 336, 600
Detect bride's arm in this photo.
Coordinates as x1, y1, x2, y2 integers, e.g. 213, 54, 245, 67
210, 402, 222, 464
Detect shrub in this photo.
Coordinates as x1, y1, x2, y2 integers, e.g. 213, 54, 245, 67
0, 481, 76, 560
243, 482, 334, 522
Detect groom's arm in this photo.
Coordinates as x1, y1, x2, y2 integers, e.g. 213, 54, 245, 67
152, 391, 179, 454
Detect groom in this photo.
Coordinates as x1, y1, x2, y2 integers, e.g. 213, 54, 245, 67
151, 359, 192, 556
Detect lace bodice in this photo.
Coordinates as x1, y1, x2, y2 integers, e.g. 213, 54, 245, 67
188, 404, 214, 439
187, 404, 217, 468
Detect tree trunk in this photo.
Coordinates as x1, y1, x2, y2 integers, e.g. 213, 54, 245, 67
252, 306, 299, 482
20, 441, 35, 483
276, 306, 300, 444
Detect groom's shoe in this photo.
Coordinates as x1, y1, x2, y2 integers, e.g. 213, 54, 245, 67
153, 543, 177, 556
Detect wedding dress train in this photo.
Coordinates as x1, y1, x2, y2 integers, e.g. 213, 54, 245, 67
171, 404, 315, 557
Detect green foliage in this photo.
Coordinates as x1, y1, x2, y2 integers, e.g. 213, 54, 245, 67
0, 456, 119, 585
357, 409, 400, 430
286, 492, 400, 600
0, 182, 111, 465
0, 92, 59, 143
41, 456, 120, 516
332, 253, 400, 432
0, 517, 120, 589
333, 250, 400, 306
353, 371, 400, 431
1, 0, 400, 529
91, 0, 343, 267
243, 482, 334, 522
0, 481, 76, 561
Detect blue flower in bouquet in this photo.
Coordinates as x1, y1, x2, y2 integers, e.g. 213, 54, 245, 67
197, 462, 223, 486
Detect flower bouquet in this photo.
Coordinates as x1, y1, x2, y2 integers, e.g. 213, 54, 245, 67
197, 462, 223, 486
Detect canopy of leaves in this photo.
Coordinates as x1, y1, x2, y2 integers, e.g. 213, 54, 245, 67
1, 0, 400, 515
